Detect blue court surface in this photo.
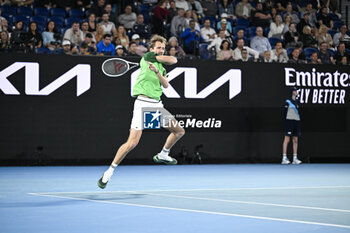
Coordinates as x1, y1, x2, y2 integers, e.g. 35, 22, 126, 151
1, 164, 350, 233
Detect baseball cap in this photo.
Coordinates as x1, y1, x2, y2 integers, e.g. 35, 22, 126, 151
221, 19, 227, 24
62, 40, 71, 46
131, 34, 140, 40
115, 45, 124, 50
221, 13, 228, 18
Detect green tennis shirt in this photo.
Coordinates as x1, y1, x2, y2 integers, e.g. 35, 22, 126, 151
132, 52, 166, 100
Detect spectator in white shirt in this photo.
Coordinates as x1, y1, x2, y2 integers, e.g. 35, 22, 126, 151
268, 15, 284, 39
208, 30, 226, 52
200, 18, 216, 43
99, 12, 117, 36
233, 38, 259, 61
175, 0, 189, 11
118, 5, 137, 30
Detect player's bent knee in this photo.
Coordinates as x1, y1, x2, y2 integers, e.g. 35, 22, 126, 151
126, 140, 139, 151
176, 128, 185, 138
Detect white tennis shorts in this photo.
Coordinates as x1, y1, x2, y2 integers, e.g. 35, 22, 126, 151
130, 96, 175, 130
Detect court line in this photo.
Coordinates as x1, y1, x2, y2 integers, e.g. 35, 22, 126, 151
137, 192, 350, 213
28, 192, 350, 229
28, 185, 350, 195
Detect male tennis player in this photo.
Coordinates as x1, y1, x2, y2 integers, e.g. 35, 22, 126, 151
98, 35, 185, 189
281, 87, 302, 165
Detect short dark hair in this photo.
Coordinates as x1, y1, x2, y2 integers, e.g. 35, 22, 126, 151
103, 33, 112, 39
85, 32, 93, 38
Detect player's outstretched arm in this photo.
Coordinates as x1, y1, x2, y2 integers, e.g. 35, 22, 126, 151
156, 55, 178, 65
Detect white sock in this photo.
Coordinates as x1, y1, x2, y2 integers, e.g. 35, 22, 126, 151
158, 147, 170, 158
282, 154, 287, 159
102, 163, 117, 183
293, 154, 298, 160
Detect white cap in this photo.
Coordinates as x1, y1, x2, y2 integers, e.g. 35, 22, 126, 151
131, 34, 140, 40
221, 13, 228, 18
62, 40, 71, 46
115, 45, 123, 50
221, 19, 227, 24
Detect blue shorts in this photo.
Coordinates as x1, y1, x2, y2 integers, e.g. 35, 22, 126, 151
285, 120, 300, 137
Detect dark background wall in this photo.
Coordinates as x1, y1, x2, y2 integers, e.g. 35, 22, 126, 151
0, 54, 349, 165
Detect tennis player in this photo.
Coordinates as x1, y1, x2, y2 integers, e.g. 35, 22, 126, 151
98, 35, 185, 189
281, 87, 302, 165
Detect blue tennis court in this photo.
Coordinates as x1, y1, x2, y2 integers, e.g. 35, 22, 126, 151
1, 164, 350, 233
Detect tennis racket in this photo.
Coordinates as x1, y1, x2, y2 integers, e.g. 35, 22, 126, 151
101, 58, 139, 77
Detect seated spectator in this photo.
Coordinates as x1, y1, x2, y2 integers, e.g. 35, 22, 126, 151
81, 32, 96, 54
201, 0, 218, 18
96, 34, 115, 55
252, 2, 271, 28
26, 22, 43, 52
284, 23, 303, 48
87, 13, 97, 34
133, 14, 152, 41
285, 3, 300, 24
299, 25, 318, 48
81, 21, 96, 43
130, 34, 147, 57
270, 7, 278, 20
168, 46, 178, 57
301, 4, 317, 28
75, 0, 92, 11
168, 0, 178, 22
296, 12, 311, 35
171, 8, 187, 37
317, 42, 335, 64
59, 40, 78, 55
42, 20, 61, 52
259, 50, 275, 62
275, 0, 288, 12
339, 56, 348, 65
53, 0, 73, 12
218, 19, 232, 36
333, 42, 350, 64
250, 27, 272, 56
201, 18, 216, 43
185, 10, 200, 31
10, 20, 25, 51
78, 42, 91, 55
235, 0, 253, 19
317, 25, 333, 48
99, 12, 117, 36
308, 52, 322, 64
181, 19, 203, 55
127, 41, 141, 57
168, 36, 186, 58
233, 38, 259, 61
0, 18, 11, 33
216, 40, 235, 61
333, 25, 350, 47
64, 21, 84, 47
238, 48, 255, 62
115, 25, 130, 50
152, 0, 170, 37
283, 14, 292, 33
0, 31, 10, 53
104, 3, 117, 25
115, 45, 126, 57
218, 0, 235, 19
208, 30, 226, 53
188, 0, 204, 17
268, 15, 284, 39
216, 13, 233, 34
317, 7, 334, 29
118, 5, 137, 31
90, 0, 106, 19
288, 48, 306, 63
95, 25, 104, 44
175, 0, 189, 11
232, 28, 248, 49
271, 41, 288, 63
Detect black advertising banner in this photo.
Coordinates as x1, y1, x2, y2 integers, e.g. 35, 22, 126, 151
0, 54, 349, 164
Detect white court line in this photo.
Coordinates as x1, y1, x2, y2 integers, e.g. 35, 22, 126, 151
28, 192, 350, 229
137, 192, 350, 213
28, 185, 350, 195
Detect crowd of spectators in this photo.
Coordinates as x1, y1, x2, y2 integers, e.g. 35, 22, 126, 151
0, 0, 349, 64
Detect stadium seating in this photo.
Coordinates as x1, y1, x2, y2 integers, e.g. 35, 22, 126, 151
68, 9, 84, 19
33, 7, 50, 17
17, 6, 32, 16
303, 47, 318, 59
236, 17, 250, 27
268, 38, 280, 47
1, 5, 17, 16
30, 16, 47, 27
50, 8, 66, 18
